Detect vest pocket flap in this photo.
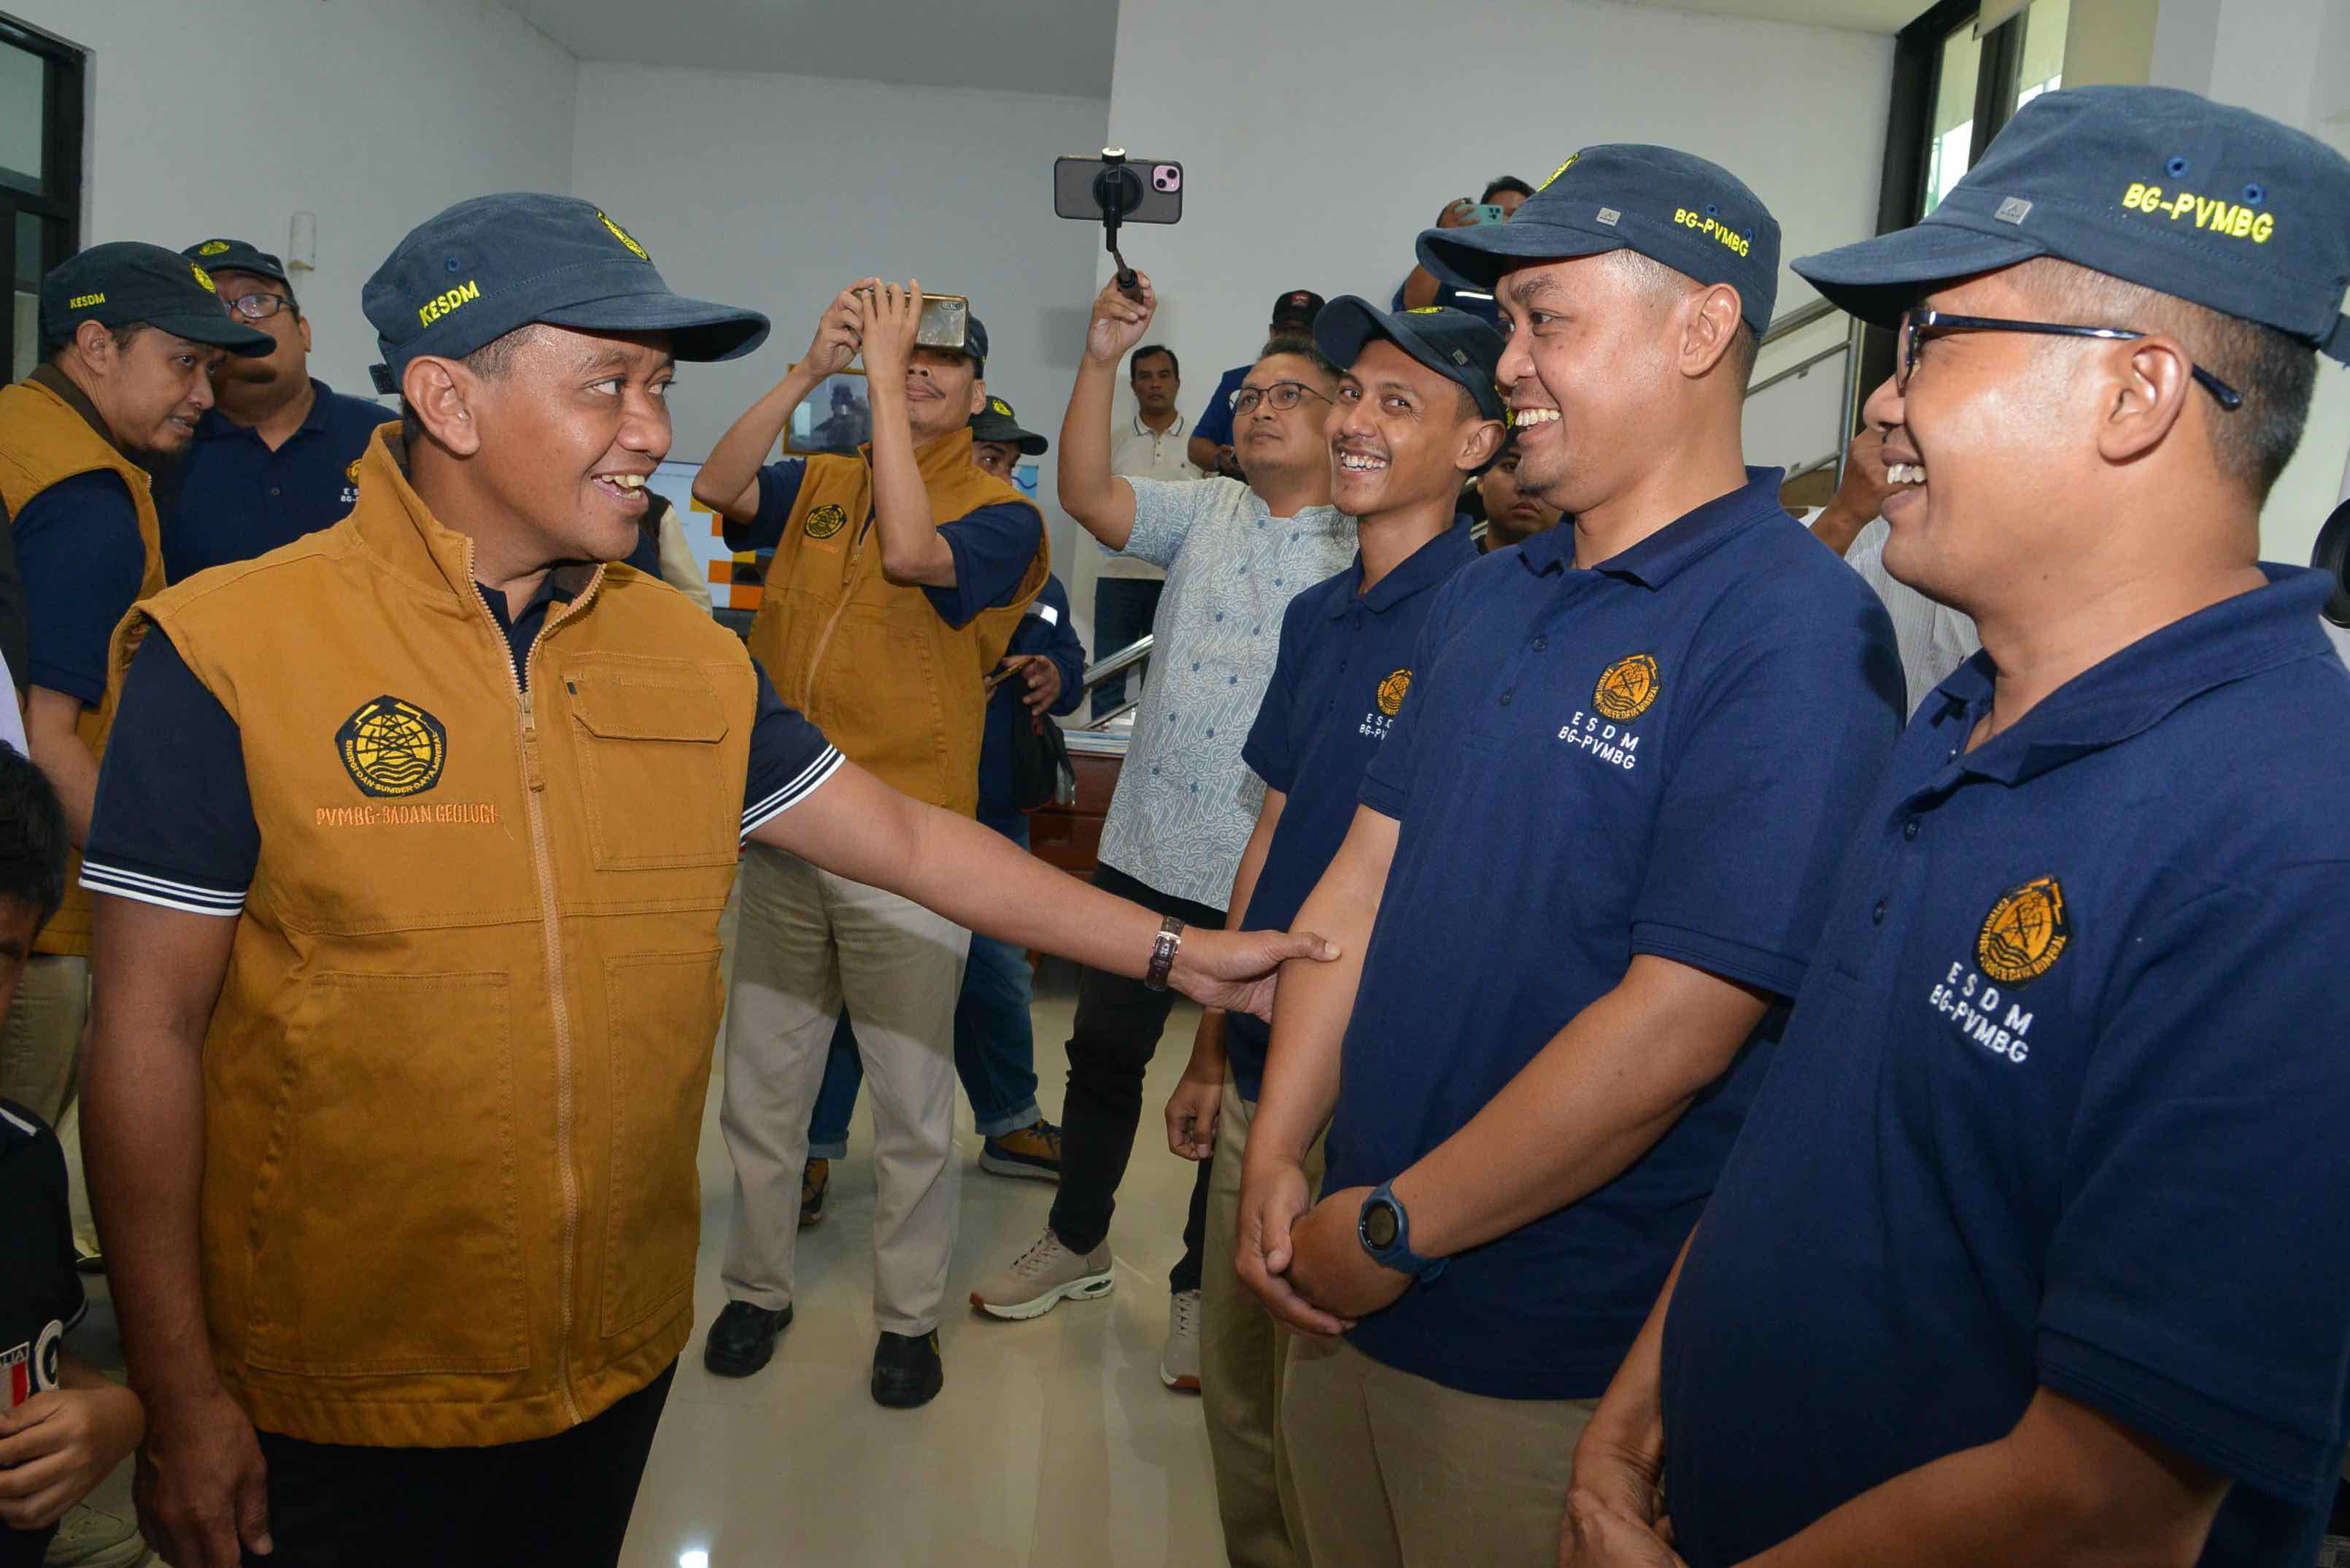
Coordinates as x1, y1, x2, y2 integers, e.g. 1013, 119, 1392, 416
571, 678, 729, 744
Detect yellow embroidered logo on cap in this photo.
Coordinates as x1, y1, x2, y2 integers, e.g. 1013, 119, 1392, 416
1375, 668, 1412, 717
1404, 306, 1447, 315
2118, 182, 2274, 244
67, 291, 104, 310
991, 398, 1012, 416
1593, 654, 1661, 722
597, 211, 650, 261
1976, 875, 2071, 986
417, 280, 481, 327
1539, 153, 1581, 191
190, 263, 214, 292
805, 502, 850, 540
197, 240, 231, 257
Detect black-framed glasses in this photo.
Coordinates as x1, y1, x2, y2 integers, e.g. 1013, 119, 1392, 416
223, 292, 294, 322
1898, 309, 2242, 412
1229, 381, 1331, 416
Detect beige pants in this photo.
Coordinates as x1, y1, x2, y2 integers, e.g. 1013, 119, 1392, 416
1283, 1335, 1598, 1568
1202, 1077, 1323, 1568
0, 954, 87, 1124
720, 843, 968, 1335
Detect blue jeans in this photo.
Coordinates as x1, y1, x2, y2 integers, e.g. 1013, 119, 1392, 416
1089, 576, 1164, 719
808, 825, 1044, 1157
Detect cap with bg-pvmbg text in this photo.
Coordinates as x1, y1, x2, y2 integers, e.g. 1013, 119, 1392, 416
39, 242, 273, 355
969, 394, 1046, 455
1418, 145, 1782, 336
363, 193, 770, 393
182, 238, 290, 287
1793, 85, 2350, 363
1313, 298, 1508, 421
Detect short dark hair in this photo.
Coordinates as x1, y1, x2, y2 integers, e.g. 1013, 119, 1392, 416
399, 325, 543, 446
2014, 256, 2317, 503
1257, 333, 1340, 384
1607, 249, 1757, 393
1131, 344, 1179, 380
1481, 177, 1536, 204
0, 747, 69, 927
44, 322, 144, 365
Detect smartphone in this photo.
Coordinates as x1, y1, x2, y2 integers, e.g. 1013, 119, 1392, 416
859, 289, 968, 351
1055, 154, 1184, 225
1465, 203, 1509, 226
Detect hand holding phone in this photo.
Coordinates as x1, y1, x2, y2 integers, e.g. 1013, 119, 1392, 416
1084, 271, 1156, 367
805, 278, 877, 377
859, 280, 924, 378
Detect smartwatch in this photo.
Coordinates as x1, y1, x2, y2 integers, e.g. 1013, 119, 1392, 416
1356, 1179, 1446, 1283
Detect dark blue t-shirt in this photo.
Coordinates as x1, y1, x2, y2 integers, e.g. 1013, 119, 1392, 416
159, 381, 390, 582
1327, 470, 1903, 1399
0, 1099, 85, 1568
727, 459, 1041, 627
12, 469, 146, 706
1191, 365, 1251, 451
974, 572, 1086, 840
1229, 521, 1478, 1101
1661, 568, 2350, 1568
81, 570, 838, 916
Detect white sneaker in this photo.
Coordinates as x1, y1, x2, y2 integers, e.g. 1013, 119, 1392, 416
1161, 1288, 1202, 1391
968, 1229, 1115, 1320
42, 1500, 148, 1568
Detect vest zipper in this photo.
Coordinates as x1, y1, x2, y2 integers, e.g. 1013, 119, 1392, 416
470, 547, 605, 1429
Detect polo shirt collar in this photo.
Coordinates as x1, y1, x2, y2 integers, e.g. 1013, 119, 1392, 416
1132, 411, 1188, 439
1326, 518, 1478, 619
1518, 466, 1787, 587
1933, 565, 2335, 787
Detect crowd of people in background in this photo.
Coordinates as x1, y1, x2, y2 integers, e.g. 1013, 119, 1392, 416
3, 77, 2350, 1568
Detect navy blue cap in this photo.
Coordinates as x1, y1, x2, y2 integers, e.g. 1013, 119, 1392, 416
182, 238, 289, 287
960, 313, 990, 374
1418, 145, 1781, 336
363, 194, 770, 393
969, 394, 1046, 455
1794, 86, 2350, 363
1314, 298, 1507, 420
39, 242, 273, 355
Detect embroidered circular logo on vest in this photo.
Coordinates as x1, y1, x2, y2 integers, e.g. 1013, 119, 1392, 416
1976, 875, 2071, 987
805, 502, 850, 541
1375, 668, 1412, 717
336, 695, 448, 799
1592, 653, 1660, 722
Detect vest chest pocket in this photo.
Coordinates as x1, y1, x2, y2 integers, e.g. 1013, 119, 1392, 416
567, 669, 737, 870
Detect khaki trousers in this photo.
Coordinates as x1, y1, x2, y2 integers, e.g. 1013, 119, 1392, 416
0, 953, 86, 1124
720, 844, 968, 1335
1283, 1335, 1598, 1568
1202, 1077, 1322, 1568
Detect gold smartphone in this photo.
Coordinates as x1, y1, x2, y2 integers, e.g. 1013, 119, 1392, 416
859, 289, 968, 352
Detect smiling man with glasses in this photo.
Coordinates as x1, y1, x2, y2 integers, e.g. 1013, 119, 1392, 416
155, 239, 396, 583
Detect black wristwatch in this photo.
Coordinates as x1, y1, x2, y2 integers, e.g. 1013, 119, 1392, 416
1356, 1179, 1446, 1283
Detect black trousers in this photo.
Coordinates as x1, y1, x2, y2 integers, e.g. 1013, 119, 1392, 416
245, 1362, 674, 1568
1051, 862, 1224, 1292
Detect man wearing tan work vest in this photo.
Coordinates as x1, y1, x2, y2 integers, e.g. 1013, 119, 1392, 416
0, 244, 267, 1234
692, 281, 1047, 1406
73, 196, 1330, 1568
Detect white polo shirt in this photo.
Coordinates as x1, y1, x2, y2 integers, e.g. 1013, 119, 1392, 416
1105, 414, 1199, 583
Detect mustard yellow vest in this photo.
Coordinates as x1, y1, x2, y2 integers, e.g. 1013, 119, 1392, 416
111, 430, 755, 1448
0, 375, 167, 957
745, 428, 1045, 815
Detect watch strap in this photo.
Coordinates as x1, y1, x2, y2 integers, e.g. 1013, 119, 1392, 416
1144, 914, 1184, 992
1358, 1178, 1447, 1283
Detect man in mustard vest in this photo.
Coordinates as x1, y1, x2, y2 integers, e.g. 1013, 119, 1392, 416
73, 195, 1327, 1568
0, 243, 266, 1151
691, 282, 1049, 1402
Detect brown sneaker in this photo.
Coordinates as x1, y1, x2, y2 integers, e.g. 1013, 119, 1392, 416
978, 1119, 1062, 1183
800, 1158, 830, 1228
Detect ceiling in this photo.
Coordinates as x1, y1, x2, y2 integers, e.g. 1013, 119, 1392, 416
506, 0, 1121, 96
1626, 0, 1925, 31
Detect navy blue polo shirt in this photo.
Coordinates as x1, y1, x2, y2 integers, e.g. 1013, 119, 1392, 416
1661, 568, 2350, 1568
1229, 520, 1478, 1101
12, 470, 145, 706
81, 571, 840, 918
726, 459, 1041, 627
1192, 365, 1250, 452
975, 572, 1086, 840
1326, 469, 1903, 1399
160, 381, 392, 582
0, 1100, 83, 1568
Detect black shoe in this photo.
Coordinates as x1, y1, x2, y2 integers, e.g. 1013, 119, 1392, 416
870, 1329, 943, 1409
703, 1300, 792, 1378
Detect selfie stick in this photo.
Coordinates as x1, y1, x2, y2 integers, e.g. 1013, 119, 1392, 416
1095, 148, 1145, 301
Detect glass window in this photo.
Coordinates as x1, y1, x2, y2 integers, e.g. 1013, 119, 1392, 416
1923, 20, 1981, 215
2014, 0, 2068, 109
0, 42, 42, 196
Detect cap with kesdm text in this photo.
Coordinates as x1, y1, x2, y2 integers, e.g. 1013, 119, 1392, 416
39, 242, 272, 355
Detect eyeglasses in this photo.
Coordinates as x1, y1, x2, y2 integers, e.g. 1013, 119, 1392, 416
1229, 381, 1331, 416
1898, 309, 2242, 412
223, 293, 294, 322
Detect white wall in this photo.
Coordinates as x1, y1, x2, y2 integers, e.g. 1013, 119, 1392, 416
9, 0, 579, 403
568, 62, 1110, 608
1099, 0, 1894, 481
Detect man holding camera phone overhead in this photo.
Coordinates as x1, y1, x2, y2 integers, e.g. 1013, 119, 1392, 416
692, 279, 1048, 1407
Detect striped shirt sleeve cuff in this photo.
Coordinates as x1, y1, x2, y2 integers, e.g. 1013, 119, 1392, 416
741, 745, 845, 842
80, 859, 247, 918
